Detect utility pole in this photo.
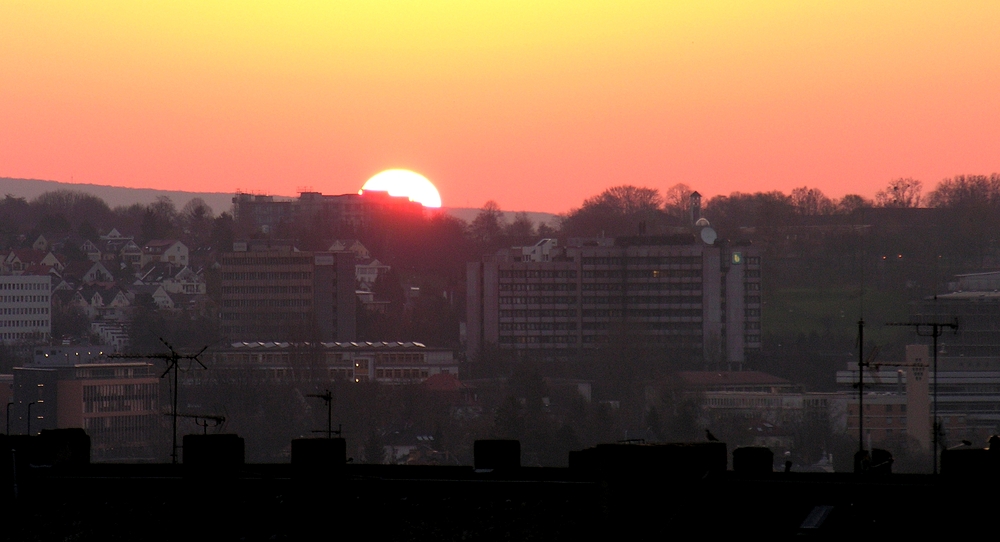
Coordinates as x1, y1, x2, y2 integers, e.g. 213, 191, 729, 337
886, 319, 958, 474
857, 318, 864, 454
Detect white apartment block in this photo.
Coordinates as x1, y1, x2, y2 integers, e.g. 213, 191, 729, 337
0, 274, 52, 344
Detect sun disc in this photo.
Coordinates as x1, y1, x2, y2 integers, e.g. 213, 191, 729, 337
361, 169, 442, 208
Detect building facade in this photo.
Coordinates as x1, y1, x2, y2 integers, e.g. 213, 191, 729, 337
218, 246, 356, 342
467, 234, 761, 368
0, 273, 52, 344
205, 341, 458, 385
233, 190, 423, 235
12, 346, 160, 461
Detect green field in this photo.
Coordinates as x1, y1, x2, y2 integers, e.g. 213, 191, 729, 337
764, 287, 912, 345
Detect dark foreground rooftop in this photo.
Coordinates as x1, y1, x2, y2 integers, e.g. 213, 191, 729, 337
3, 434, 998, 540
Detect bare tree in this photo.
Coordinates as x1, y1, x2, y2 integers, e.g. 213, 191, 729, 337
835, 194, 872, 214
663, 183, 693, 221
561, 185, 665, 237
791, 187, 835, 215
926, 174, 1000, 208
874, 178, 923, 208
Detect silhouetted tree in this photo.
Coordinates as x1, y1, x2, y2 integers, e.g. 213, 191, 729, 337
791, 186, 835, 215
875, 178, 923, 208
469, 201, 505, 250
663, 183, 693, 222
561, 185, 667, 237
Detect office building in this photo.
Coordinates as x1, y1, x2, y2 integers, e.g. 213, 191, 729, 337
467, 230, 761, 368
206, 341, 458, 384
218, 245, 356, 342
12, 346, 159, 461
0, 273, 52, 345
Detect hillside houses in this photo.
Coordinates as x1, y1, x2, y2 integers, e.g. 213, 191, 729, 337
2, 233, 209, 348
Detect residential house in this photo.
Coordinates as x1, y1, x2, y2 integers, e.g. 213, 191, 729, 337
141, 240, 189, 267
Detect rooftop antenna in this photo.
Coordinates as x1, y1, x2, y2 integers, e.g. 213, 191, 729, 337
856, 206, 868, 459
305, 389, 341, 439
111, 337, 208, 464
177, 413, 226, 435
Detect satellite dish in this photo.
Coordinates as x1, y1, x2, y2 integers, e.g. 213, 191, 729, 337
700, 227, 717, 245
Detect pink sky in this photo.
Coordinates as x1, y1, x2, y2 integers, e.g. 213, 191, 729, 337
2, 2, 998, 212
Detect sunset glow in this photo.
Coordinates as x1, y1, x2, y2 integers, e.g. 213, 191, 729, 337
361, 169, 442, 208
1, 2, 999, 212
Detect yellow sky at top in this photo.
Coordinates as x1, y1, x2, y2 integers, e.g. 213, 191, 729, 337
1, 1, 998, 211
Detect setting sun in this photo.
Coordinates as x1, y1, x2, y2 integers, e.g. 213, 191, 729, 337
360, 169, 442, 208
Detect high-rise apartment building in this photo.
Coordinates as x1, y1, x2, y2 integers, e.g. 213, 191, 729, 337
218, 246, 356, 342
467, 233, 761, 368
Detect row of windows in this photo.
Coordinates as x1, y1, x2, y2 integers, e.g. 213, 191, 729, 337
220, 312, 311, 321
1, 307, 48, 315
584, 295, 702, 304
745, 283, 761, 291
83, 384, 158, 414
222, 299, 312, 308
0, 295, 49, 303
0, 282, 49, 291
499, 309, 578, 318
581, 309, 703, 318
746, 257, 761, 265
745, 334, 761, 343
500, 294, 711, 306
745, 322, 761, 330
221, 286, 313, 294
499, 283, 577, 291
1, 331, 47, 340
582, 283, 701, 291
221, 257, 313, 265
744, 270, 761, 278
376, 368, 430, 379
581, 269, 703, 279
222, 272, 312, 281
1, 319, 48, 328
581, 335, 703, 345
746, 309, 761, 317
745, 296, 761, 304
499, 335, 578, 344
500, 322, 578, 331
581, 256, 702, 265
499, 296, 578, 305
498, 270, 577, 279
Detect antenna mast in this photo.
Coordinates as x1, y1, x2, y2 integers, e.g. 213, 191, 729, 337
886, 319, 958, 474
112, 338, 208, 464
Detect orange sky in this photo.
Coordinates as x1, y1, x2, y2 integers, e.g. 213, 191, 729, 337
1, 2, 998, 212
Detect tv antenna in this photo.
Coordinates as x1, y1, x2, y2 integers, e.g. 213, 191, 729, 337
306, 389, 341, 439
111, 337, 208, 464
886, 318, 958, 474
178, 414, 226, 435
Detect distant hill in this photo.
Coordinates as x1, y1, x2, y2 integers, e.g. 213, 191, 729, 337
0, 177, 560, 227
0, 177, 239, 215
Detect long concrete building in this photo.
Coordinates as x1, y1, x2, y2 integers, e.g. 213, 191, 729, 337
467, 229, 761, 369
